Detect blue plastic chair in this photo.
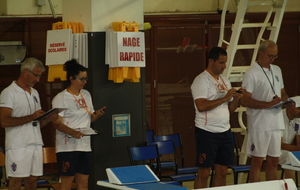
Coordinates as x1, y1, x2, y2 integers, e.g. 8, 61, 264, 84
153, 134, 198, 174
146, 130, 154, 142
147, 140, 196, 183
153, 134, 185, 167
127, 145, 180, 186
147, 140, 177, 172
128, 145, 160, 173
228, 132, 250, 184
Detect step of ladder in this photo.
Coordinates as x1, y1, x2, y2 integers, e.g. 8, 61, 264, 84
218, 0, 287, 82
241, 23, 271, 28
247, 1, 274, 6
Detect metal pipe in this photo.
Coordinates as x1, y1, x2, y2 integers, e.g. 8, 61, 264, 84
48, 0, 57, 18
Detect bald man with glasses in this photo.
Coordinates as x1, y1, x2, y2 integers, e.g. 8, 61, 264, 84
241, 40, 289, 183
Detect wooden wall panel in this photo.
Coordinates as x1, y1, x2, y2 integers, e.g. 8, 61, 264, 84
0, 13, 299, 162
0, 17, 62, 147
145, 12, 300, 167
277, 18, 300, 96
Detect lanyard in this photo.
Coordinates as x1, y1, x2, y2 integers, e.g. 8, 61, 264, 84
257, 63, 276, 96
206, 70, 229, 91
67, 88, 95, 115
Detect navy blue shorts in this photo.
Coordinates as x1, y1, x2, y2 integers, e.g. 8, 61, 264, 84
195, 127, 234, 167
56, 151, 92, 176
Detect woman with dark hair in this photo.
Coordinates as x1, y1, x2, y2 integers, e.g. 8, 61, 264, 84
52, 59, 106, 190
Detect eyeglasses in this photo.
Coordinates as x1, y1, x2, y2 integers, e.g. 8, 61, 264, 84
74, 76, 88, 82
26, 69, 42, 78
263, 51, 278, 59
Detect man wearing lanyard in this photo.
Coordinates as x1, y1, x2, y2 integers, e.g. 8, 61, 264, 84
241, 40, 289, 182
0, 57, 58, 190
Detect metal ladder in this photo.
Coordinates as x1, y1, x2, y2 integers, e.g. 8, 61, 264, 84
218, 1, 287, 183
218, 0, 287, 82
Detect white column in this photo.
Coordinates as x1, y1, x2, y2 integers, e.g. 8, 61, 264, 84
62, 0, 144, 32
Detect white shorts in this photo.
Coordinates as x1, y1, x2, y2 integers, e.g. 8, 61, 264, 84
6, 145, 43, 177
246, 130, 282, 157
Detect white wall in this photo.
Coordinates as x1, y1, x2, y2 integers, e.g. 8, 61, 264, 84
143, 0, 300, 14
144, 0, 219, 14
62, 0, 143, 32
1, 0, 300, 17
0, 0, 143, 32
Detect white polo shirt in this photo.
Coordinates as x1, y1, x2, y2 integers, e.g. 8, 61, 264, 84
52, 89, 94, 153
0, 81, 43, 150
242, 62, 284, 132
191, 70, 232, 133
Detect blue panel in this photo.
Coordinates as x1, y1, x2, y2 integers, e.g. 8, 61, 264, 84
110, 165, 158, 184
292, 151, 300, 159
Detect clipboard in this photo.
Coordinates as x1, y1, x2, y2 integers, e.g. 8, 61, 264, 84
66, 128, 98, 138
270, 101, 287, 109
32, 108, 67, 126
270, 98, 294, 109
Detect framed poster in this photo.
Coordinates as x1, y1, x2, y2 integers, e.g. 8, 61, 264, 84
112, 114, 131, 137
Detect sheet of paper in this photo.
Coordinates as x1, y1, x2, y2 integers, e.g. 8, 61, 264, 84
270, 98, 294, 109
66, 128, 98, 138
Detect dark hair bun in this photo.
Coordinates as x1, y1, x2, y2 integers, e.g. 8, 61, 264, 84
63, 59, 80, 72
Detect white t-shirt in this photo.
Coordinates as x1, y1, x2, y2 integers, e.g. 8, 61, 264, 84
279, 109, 300, 165
282, 109, 300, 144
242, 62, 285, 132
191, 70, 232, 133
52, 89, 94, 153
0, 81, 43, 150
